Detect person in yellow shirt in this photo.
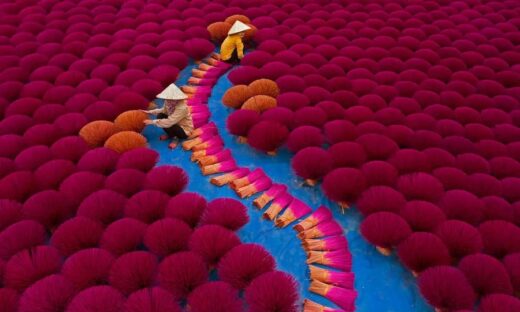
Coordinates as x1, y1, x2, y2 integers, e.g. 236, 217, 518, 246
220, 20, 252, 63
143, 83, 193, 149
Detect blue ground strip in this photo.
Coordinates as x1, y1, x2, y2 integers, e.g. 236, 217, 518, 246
144, 62, 433, 312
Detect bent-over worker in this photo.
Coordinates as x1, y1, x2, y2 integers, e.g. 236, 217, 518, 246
220, 20, 252, 63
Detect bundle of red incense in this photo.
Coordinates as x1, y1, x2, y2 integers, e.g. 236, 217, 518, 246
297, 220, 344, 240
201, 159, 237, 176
294, 206, 333, 232
303, 236, 348, 252
309, 265, 355, 289
275, 199, 312, 228
236, 176, 272, 199
309, 280, 356, 312
230, 168, 265, 190
198, 149, 232, 167
303, 299, 344, 312
189, 122, 217, 139
306, 250, 352, 271
188, 105, 209, 114
263, 192, 293, 220
253, 184, 287, 209
210, 168, 250, 186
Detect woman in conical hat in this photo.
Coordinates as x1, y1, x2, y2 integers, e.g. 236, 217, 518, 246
220, 20, 252, 63
143, 83, 194, 149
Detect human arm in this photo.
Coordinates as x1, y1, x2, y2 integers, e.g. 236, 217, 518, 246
153, 104, 188, 128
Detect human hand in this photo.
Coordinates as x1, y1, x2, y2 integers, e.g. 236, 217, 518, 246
143, 119, 154, 125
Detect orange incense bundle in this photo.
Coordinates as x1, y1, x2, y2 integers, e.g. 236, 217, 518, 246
236, 177, 272, 199
182, 132, 215, 150
253, 184, 287, 209
306, 250, 352, 272
191, 145, 223, 162
192, 136, 223, 152
297, 220, 343, 240
309, 280, 357, 312
198, 149, 232, 167
181, 85, 197, 95
303, 299, 344, 312
263, 192, 293, 221
275, 199, 312, 228
201, 159, 237, 176
294, 206, 333, 233
230, 168, 265, 190
309, 265, 355, 289
188, 122, 217, 139
210, 168, 250, 186
303, 236, 348, 252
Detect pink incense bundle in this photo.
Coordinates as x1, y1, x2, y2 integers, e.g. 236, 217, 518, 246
303, 236, 348, 252
189, 122, 218, 139
198, 149, 232, 167
275, 199, 312, 228
192, 115, 211, 129
236, 176, 273, 199
298, 220, 343, 240
182, 132, 216, 150
195, 86, 212, 96
192, 68, 220, 79
309, 265, 355, 289
210, 168, 250, 186
253, 184, 287, 209
192, 136, 224, 152
309, 280, 357, 312
294, 206, 333, 232
188, 105, 209, 114
191, 145, 222, 162
181, 86, 198, 95
188, 77, 216, 86
307, 250, 352, 271
230, 168, 265, 190
303, 299, 344, 312
201, 159, 237, 176
199, 63, 215, 71
263, 192, 293, 221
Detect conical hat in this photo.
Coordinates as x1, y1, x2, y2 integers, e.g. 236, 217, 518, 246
228, 20, 251, 35
157, 83, 187, 100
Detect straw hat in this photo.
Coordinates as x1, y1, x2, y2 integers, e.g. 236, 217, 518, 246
228, 20, 251, 35
157, 83, 188, 100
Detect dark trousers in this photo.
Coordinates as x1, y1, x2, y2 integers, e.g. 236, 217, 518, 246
226, 49, 241, 64
157, 113, 188, 140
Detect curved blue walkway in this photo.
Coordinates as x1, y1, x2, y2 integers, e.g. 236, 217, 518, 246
144, 62, 433, 312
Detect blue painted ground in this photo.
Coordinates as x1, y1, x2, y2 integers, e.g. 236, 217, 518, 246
144, 62, 433, 312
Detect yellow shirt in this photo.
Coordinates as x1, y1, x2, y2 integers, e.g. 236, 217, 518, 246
220, 34, 244, 61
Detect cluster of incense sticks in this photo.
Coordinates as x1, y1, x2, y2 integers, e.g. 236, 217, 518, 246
293, 206, 357, 312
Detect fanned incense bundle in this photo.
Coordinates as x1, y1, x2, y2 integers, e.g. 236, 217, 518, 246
253, 184, 287, 209
236, 177, 272, 199
263, 193, 293, 221
191, 145, 223, 162
309, 280, 357, 312
230, 168, 265, 190
303, 236, 348, 252
202, 159, 237, 176
309, 265, 355, 289
182, 132, 215, 150
192, 137, 224, 152
294, 206, 333, 232
275, 199, 312, 228
307, 250, 352, 271
303, 299, 344, 312
198, 149, 232, 167
210, 168, 250, 186
189, 122, 217, 139
297, 220, 343, 240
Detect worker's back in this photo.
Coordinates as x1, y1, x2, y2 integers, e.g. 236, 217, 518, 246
220, 34, 244, 61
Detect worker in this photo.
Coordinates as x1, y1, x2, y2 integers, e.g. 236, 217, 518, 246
220, 20, 252, 63
143, 83, 193, 149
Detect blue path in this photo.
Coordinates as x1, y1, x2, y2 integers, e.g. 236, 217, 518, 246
144, 62, 433, 312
